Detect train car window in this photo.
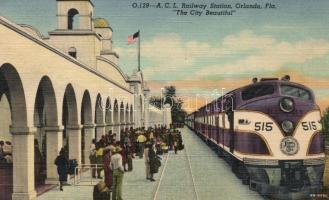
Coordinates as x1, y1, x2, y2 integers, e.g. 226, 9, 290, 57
242, 85, 274, 101
280, 85, 310, 100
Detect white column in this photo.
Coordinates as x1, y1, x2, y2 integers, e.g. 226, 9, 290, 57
45, 126, 63, 184
83, 124, 95, 165
113, 124, 121, 141
10, 126, 37, 200
95, 124, 105, 141
67, 125, 82, 166
144, 104, 150, 129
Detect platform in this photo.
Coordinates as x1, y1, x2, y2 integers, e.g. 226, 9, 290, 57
38, 127, 263, 200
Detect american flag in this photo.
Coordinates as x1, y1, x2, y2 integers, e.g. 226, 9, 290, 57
128, 31, 139, 45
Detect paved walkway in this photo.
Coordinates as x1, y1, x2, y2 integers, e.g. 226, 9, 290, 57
38, 127, 264, 200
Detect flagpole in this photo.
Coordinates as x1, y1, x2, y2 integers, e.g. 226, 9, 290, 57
138, 30, 141, 71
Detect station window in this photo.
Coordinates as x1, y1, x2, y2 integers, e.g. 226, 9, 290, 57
68, 47, 77, 58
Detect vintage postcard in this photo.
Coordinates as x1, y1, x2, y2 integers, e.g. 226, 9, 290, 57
0, 0, 329, 199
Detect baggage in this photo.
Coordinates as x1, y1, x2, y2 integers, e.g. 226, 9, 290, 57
68, 159, 78, 175
93, 181, 111, 200
178, 144, 184, 150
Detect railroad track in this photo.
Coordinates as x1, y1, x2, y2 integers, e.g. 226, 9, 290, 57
152, 142, 199, 200
183, 139, 200, 200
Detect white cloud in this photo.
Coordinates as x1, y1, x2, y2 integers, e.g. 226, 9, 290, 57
197, 32, 329, 78
223, 30, 274, 50
115, 31, 329, 80
115, 33, 229, 78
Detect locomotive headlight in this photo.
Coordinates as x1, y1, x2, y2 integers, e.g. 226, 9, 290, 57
281, 120, 294, 134
280, 97, 294, 113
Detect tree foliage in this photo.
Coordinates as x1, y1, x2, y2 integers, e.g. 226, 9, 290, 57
321, 107, 329, 143
149, 86, 187, 124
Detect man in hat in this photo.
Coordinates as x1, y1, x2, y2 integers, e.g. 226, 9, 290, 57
136, 132, 146, 158
103, 148, 112, 189
110, 147, 124, 200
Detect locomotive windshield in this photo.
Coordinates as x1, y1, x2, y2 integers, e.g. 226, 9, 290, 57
280, 85, 310, 100
242, 85, 274, 100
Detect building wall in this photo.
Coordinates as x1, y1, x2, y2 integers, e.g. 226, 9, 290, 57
47, 34, 101, 69
96, 58, 128, 88
147, 105, 164, 127
0, 19, 133, 127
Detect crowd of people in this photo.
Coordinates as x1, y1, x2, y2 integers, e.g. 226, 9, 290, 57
54, 125, 184, 200
55, 125, 184, 199
90, 125, 184, 200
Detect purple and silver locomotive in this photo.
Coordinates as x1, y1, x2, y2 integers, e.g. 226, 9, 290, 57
186, 76, 324, 199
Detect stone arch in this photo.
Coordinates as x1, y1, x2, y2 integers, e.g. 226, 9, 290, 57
105, 97, 112, 124
125, 103, 129, 124
119, 102, 125, 138
105, 97, 112, 135
62, 84, 78, 157
139, 95, 143, 125
81, 90, 93, 164
120, 101, 125, 124
33, 76, 58, 186
0, 63, 27, 128
95, 94, 103, 125
130, 104, 134, 126
34, 76, 58, 127
94, 94, 104, 141
113, 99, 119, 124
62, 84, 78, 126
81, 90, 92, 125
68, 8, 79, 30
112, 99, 119, 137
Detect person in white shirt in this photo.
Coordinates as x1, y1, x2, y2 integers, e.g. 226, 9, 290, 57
110, 147, 124, 200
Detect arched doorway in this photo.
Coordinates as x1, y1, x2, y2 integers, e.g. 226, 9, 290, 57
0, 63, 35, 200
140, 95, 144, 127
95, 94, 105, 141
125, 103, 129, 131
105, 97, 112, 135
130, 104, 134, 129
119, 102, 125, 140
81, 90, 93, 164
33, 76, 58, 187
62, 84, 80, 164
113, 99, 119, 140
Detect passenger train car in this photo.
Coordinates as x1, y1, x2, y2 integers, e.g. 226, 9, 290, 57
185, 76, 324, 199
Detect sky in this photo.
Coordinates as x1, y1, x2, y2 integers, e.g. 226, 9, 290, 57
1, 0, 329, 113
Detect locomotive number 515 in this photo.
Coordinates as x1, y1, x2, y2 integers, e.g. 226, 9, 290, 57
301, 121, 317, 131
255, 122, 273, 131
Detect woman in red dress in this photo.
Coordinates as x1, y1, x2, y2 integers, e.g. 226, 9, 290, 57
102, 148, 113, 189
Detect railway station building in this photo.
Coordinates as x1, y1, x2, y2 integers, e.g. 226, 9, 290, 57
0, 0, 171, 199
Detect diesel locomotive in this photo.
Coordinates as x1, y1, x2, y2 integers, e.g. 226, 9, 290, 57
185, 76, 325, 199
